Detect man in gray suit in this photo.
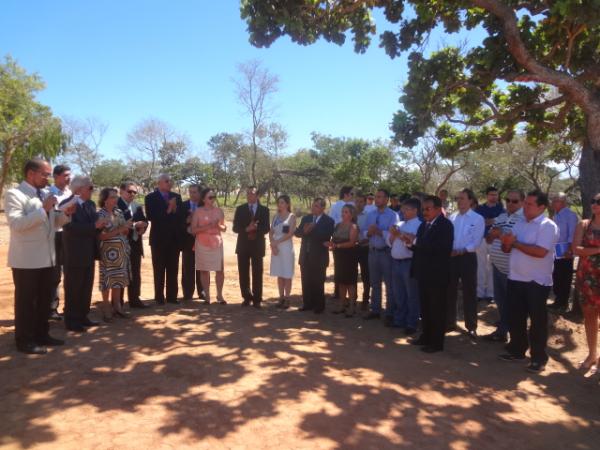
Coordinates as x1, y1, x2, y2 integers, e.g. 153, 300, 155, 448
5, 158, 75, 354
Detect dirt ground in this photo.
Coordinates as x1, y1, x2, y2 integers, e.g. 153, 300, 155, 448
1, 215, 599, 450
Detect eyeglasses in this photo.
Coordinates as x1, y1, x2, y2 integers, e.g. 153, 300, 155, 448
127, 190, 137, 195
591, 199, 600, 206
505, 199, 520, 204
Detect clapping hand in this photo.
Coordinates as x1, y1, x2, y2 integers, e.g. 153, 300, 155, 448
500, 231, 516, 247
400, 233, 415, 245
166, 198, 177, 214
367, 223, 380, 237
95, 217, 110, 229
63, 203, 77, 216
488, 227, 502, 240
42, 195, 57, 212
303, 222, 315, 234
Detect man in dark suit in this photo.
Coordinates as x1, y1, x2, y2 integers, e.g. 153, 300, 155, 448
233, 186, 270, 308
118, 181, 148, 308
145, 173, 185, 305
181, 184, 205, 301
61, 176, 107, 332
294, 198, 335, 313
402, 195, 454, 353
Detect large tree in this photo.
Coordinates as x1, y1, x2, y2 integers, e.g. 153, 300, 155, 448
242, 0, 600, 215
0, 56, 63, 202
62, 116, 108, 178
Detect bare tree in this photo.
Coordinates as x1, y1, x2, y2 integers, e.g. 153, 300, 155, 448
234, 59, 279, 187
62, 116, 108, 177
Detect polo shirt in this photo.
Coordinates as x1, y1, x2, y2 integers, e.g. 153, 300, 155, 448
489, 209, 524, 274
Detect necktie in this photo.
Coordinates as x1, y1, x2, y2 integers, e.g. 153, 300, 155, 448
36, 189, 43, 201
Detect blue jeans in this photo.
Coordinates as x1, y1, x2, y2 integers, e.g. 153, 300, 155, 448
492, 265, 509, 336
368, 248, 393, 314
391, 258, 420, 328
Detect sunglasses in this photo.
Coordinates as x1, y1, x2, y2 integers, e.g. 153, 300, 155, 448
505, 198, 520, 204
591, 199, 600, 206
127, 190, 137, 195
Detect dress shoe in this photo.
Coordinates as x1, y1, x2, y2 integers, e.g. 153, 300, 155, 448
445, 324, 459, 333
49, 310, 63, 321
17, 343, 47, 355
114, 310, 131, 319
166, 299, 180, 305
421, 346, 442, 353
252, 302, 262, 309
405, 327, 417, 336
38, 335, 65, 346
199, 291, 207, 300
129, 300, 148, 309
66, 324, 87, 333
364, 312, 381, 320
498, 353, 526, 362
526, 362, 546, 373
155, 298, 166, 305
483, 332, 507, 343
298, 306, 311, 312
241, 299, 251, 307
411, 336, 428, 346
83, 318, 100, 327
466, 330, 478, 341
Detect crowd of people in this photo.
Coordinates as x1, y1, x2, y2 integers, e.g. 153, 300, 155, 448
5, 158, 600, 376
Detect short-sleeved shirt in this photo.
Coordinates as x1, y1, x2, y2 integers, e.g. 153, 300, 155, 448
509, 213, 559, 286
364, 207, 399, 249
553, 207, 578, 258
475, 202, 506, 236
386, 217, 422, 259
489, 209, 524, 274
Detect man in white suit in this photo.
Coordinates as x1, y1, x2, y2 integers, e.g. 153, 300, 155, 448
5, 158, 75, 354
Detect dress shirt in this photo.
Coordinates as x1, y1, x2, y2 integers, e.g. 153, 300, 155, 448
49, 185, 72, 205
364, 207, 399, 249
509, 213, 559, 286
387, 217, 422, 259
449, 209, 485, 252
248, 202, 257, 216
489, 208, 524, 274
553, 207, 578, 258
356, 209, 369, 244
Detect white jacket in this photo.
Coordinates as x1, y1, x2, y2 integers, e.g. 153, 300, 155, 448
5, 181, 71, 269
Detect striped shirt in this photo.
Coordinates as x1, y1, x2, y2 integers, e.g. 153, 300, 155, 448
489, 209, 524, 274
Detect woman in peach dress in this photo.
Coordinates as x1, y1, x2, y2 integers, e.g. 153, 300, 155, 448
190, 188, 227, 304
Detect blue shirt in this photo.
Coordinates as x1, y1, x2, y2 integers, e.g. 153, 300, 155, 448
475, 203, 505, 236
553, 207, 578, 257
364, 207, 399, 249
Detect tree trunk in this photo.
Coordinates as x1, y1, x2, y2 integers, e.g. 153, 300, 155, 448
0, 144, 15, 208
578, 140, 600, 218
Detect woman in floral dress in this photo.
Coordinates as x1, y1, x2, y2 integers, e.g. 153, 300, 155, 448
572, 192, 600, 373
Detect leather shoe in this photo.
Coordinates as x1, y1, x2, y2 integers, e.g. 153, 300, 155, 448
241, 300, 251, 307
445, 324, 459, 333
405, 327, 417, 336
155, 298, 166, 305
421, 346, 442, 353
129, 300, 148, 309
17, 343, 47, 355
466, 330, 478, 341
66, 325, 87, 333
82, 318, 99, 327
253, 303, 262, 309
298, 306, 311, 312
38, 335, 65, 346
166, 299, 180, 305
411, 336, 428, 346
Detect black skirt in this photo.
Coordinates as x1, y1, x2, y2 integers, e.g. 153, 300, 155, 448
333, 246, 358, 284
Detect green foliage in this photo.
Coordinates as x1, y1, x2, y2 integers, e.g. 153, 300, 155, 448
0, 55, 64, 197
92, 159, 129, 188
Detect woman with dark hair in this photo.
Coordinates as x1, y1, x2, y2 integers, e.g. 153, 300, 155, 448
572, 193, 600, 374
190, 188, 227, 304
97, 187, 132, 321
269, 194, 296, 308
326, 204, 359, 316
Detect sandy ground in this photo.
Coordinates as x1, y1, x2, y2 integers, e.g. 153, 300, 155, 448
1, 215, 599, 450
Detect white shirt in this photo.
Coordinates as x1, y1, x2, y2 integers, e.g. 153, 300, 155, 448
387, 217, 422, 259
330, 199, 354, 225
449, 209, 485, 252
509, 213, 559, 286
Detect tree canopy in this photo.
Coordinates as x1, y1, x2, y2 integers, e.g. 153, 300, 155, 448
241, 0, 600, 214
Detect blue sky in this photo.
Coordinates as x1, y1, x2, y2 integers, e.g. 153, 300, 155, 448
0, 1, 476, 161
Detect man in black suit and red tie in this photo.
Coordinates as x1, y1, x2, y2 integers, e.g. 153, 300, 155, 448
118, 181, 148, 308
145, 173, 185, 305
233, 186, 270, 308
181, 184, 205, 301
294, 198, 335, 314
401, 195, 454, 353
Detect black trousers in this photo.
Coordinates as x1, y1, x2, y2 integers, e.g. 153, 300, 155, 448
127, 239, 143, 302
506, 279, 550, 364
357, 246, 370, 302
418, 281, 449, 350
552, 258, 574, 308
12, 267, 54, 346
300, 262, 326, 311
64, 265, 95, 327
50, 231, 64, 312
237, 252, 264, 304
151, 243, 180, 302
447, 252, 478, 331
182, 243, 203, 299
